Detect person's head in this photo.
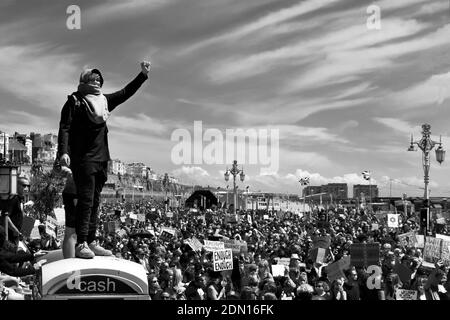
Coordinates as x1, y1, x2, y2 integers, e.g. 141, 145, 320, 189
79, 68, 104, 87
314, 280, 325, 295
149, 275, 160, 289
17, 176, 30, 196
38, 224, 46, 235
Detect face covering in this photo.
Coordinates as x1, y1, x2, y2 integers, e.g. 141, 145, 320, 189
77, 68, 109, 124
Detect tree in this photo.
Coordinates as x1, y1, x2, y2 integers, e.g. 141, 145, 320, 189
27, 169, 65, 222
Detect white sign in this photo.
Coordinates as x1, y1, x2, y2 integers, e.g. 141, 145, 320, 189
213, 249, 233, 271
263, 215, 269, 220
53, 207, 65, 224
395, 289, 417, 300
271, 264, 285, 277
204, 240, 225, 251
387, 214, 399, 228
129, 213, 138, 220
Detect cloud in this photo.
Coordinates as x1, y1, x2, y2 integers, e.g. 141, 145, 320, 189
388, 71, 450, 109
0, 44, 80, 110
374, 118, 421, 135
108, 113, 173, 135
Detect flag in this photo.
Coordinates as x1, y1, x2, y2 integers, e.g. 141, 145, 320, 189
362, 171, 371, 181
299, 177, 310, 186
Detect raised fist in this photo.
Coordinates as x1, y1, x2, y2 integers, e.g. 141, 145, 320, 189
140, 61, 151, 75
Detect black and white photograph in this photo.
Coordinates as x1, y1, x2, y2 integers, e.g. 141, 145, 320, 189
0, 0, 450, 314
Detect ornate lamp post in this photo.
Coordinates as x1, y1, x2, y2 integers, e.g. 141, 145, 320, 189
224, 160, 245, 215
408, 123, 445, 235
162, 173, 170, 211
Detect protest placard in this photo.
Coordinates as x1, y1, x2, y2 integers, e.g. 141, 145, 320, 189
424, 237, 442, 264
116, 229, 127, 238
54, 207, 65, 223
137, 213, 146, 222
398, 232, 418, 248
120, 216, 126, 223
166, 211, 173, 218
204, 240, 225, 251
371, 223, 379, 231
223, 239, 248, 256
437, 235, 450, 266
129, 213, 138, 220
415, 235, 425, 248
395, 289, 417, 300
187, 237, 203, 252
350, 243, 380, 267
263, 215, 269, 220
104, 221, 120, 234
56, 222, 65, 242
225, 214, 239, 224
160, 230, 175, 242
45, 217, 58, 238
271, 264, 285, 277
213, 249, 233, 271
387, 214, 399, 228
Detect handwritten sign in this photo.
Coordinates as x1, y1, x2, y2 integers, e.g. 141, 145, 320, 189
223, 239, 248, 256
398, 232, 417, 248
166, 211, 173, 218
278, 258, 291, 267
371, 223, 379, 231
395, 289, 417, 300
424, 237, 442, 264
186, 237, 203, 252
137, 213, 146, 222
45, 217, 58, 238
129, 213, 138, 220
204, 240, 225, 251
213, 249, 233, 271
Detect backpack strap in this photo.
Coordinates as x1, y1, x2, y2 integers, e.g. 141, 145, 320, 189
68, 92, 82, 108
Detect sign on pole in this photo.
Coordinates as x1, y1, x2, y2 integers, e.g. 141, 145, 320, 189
204, 240, 225, 251
213, 249, 233, 271
423, 237, 442, 264
387, 214, 399, 228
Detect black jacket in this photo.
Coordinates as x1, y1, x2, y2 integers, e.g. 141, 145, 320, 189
58, 72, 148, 164
0, 250, 36, 277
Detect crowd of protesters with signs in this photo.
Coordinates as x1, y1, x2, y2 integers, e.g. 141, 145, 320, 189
2, 192, 450, 300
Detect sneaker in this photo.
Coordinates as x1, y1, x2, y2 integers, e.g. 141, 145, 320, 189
89, 240, 113, 256
75, 242, 95, 259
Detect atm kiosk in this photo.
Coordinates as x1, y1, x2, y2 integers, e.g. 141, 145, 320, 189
35, 256, 149, 300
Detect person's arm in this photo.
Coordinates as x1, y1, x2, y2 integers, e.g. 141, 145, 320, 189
57, 98, 73, 166
105, 62, 150, 111
6, 216, 20, 236
1, 251, 34, 264
0, 259, 36, 278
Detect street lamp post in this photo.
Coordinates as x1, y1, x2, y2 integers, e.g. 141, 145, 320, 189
408, 123, 445, 235
224, 160, 245, 215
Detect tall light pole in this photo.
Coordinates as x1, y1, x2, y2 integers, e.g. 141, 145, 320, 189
408, 123, 445, 235
224, 160, 245, 215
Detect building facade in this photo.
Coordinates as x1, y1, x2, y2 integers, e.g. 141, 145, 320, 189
353, 184, 379, 200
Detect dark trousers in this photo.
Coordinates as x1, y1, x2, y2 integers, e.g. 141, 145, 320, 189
72, 161, 107, 244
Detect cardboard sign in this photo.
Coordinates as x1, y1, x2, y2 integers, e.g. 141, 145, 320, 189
247, 215, 252, 224
395, 289, 417, 300
160, 230, 175, 242
120, 216, 126, 223
316, 248, 327, 264
223, 239, 248, 256
137, 213, 146, 222
424, 237, 442, 264
272, 264, 285, 277
398, 232, 417, 248
415, 235, 425, 248
387, 214, 399, 228
56, 223, 65, 242
350, 243, 380, 267
204, 240, 225, 251
186, 237, 203, 252
213, 249, 233, 271
225, 214, 239, 224
116, 229, 127, 238
371, 223, 379, 231
45, 217, 57, 238
263, 215, 269, 220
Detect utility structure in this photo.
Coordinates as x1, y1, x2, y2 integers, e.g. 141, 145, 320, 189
408, 123, 445, 235
224, 160, 245, 215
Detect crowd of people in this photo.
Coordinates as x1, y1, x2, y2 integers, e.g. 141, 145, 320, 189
2, 191, 450, 300
8, 192, 450, 300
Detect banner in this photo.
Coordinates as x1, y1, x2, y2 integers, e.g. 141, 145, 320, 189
395, 289, 417, 300
213, 249, 233, 271
387, 214, 399, 228
223, 239, 248, 256
371, 223, 379, 231
350, 243, 380, 267
204, 240, 225, 251
415, 235, 425, 248
53, 207, 65, 223
423, 237, 442, 264
436, 235, 450, 266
